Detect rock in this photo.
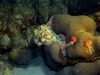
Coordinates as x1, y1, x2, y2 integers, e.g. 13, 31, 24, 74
56, 59, 100, 75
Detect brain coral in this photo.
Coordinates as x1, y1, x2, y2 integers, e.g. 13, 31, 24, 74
44, 14, 98, 71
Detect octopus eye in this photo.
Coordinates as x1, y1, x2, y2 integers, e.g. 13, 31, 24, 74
51, 36, 53, 38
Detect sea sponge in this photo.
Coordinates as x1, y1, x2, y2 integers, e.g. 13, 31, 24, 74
9, 48, 34, 65
9, 51, 20, 62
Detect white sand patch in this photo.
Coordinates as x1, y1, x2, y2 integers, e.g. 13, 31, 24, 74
12, 57, 56, 75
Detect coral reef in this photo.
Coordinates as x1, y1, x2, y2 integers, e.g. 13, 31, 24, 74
0, 3, 38, 67
0, 0, 100, 75
38, 1, 50, 23
0, 61, 12, 75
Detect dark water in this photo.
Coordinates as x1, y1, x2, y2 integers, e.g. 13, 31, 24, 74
1, 0, 100, 15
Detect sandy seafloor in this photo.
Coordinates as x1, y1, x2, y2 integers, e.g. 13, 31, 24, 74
11, 57, 56, 75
